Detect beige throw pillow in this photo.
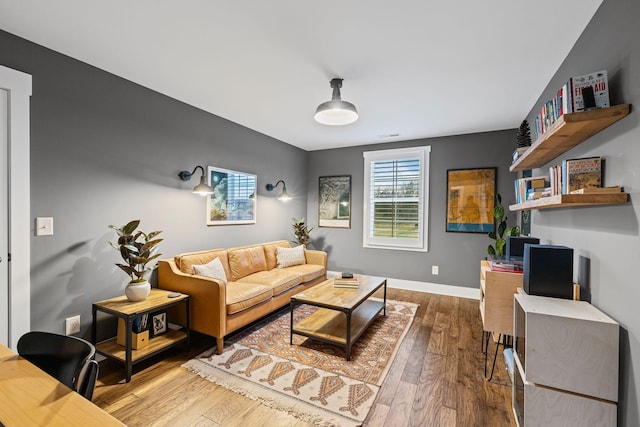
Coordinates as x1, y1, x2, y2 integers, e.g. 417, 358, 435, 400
276, 245, 306, 268
192, 257, 227, 284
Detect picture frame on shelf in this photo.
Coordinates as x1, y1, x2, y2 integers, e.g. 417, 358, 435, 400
150, 311, 167, 338
446, 167, 496, 233
207, 166, 257, 226
318, 175, 351, 228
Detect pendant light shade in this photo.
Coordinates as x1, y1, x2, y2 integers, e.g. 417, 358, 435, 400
314, 78, 358, 126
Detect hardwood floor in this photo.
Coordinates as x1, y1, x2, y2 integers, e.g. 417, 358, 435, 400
93, 289, 515, 426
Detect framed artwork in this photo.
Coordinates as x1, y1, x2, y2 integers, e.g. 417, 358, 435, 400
207, 166, 256, 226
150, 311, 167, 337
319, 175, 351, 228
446, 167, 496, 233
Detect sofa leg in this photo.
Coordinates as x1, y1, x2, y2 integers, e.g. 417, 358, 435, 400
216, 337, 224, 355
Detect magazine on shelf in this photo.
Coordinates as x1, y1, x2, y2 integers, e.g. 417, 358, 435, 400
570, 70, 609, 112
564, 157, 602, 193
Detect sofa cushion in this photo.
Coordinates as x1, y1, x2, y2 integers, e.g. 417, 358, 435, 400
226, 282, 272, 315
263, 240, 291, 270
175, 249, 230, 278
280, 263, 325, 283
228, 245, 267, 281
192, 257, 228, 284
276, 245, 306, 268
238, 269, 303, 296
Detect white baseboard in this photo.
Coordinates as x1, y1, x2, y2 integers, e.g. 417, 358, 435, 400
327, 271, 479, 300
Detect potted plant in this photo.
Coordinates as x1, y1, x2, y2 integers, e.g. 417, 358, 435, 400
291, 217, 312, 246
108, 219, 163, 301
487, 194, 520, 257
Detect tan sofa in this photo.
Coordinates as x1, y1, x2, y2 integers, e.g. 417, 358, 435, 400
158, 240, 327, 354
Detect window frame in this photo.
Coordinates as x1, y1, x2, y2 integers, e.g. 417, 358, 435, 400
363, 145, 431, 252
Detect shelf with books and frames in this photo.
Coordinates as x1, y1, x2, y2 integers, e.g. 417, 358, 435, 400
510, 153, 629, 211
511, 70, 629, 172
509, 192, 628, 211
510, 104, 630, 172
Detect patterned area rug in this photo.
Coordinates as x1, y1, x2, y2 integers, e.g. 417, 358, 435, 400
183, 298, 418, 426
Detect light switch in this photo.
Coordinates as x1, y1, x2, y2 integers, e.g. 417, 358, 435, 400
36, 217, 54, 236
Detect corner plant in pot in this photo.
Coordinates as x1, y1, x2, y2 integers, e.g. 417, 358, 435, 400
108, 220, 163, 302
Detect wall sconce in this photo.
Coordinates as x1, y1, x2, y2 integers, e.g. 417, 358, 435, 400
178, 165, 214, 196
266, 180, 292, 201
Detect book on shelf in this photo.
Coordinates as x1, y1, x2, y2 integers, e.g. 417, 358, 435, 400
564, 156, 602, 193
532, 70, 609, 142
570, 70, 609, 112
334, 277, 359, 288
514, 176, 550, 204
570, 186, 621, 194
512, 147, 529, 163
527, 188, 551, 201
488, 260, 523, 273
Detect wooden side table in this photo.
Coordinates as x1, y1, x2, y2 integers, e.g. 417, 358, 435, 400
479, 260, 522, 381
92, 289, 190, 383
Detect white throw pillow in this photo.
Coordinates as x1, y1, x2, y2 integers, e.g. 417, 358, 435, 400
276, 245, 306, 268
192, 257, 227, 284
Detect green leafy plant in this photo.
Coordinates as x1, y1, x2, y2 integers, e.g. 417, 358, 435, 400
291, 217, 313, 246
487, 194, 520, 257
108, 220, 163, 283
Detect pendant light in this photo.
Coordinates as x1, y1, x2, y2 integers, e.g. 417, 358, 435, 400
314, 78, 358, 126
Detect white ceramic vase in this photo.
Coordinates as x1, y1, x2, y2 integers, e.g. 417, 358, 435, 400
125, 280, 151, 302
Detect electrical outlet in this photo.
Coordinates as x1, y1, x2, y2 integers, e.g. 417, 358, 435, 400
432, 265, 439, 275
65, 315, 81, 335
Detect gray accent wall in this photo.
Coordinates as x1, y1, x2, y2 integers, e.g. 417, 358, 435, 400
523, 0, 639, 424
306, 131, 517, 288
0, 30, 308, 338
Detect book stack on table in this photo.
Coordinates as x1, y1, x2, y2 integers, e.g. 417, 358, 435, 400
334, 273, 359, 288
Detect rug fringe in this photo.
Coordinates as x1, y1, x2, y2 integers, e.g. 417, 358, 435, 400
183, 359, 361, 427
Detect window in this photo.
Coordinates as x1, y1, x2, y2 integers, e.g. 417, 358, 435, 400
363, 146, 430, 251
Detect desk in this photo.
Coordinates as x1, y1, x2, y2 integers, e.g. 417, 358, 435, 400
0, 344, 124, 426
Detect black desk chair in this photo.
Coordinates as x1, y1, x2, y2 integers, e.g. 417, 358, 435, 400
17, 331, 99, 400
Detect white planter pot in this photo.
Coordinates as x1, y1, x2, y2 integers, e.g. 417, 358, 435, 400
125, 280, 151, 302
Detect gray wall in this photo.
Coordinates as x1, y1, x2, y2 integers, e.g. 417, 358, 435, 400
523, 0, 639, 424
0, 30, 308, 338
306, 131, 517, 289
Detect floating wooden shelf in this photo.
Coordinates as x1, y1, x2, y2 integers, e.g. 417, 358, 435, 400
510, 105, 630, 172
509, 192, 629, 211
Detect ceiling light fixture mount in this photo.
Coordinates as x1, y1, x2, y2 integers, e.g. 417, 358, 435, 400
178, 165, 214, 196
314, 78, 358, 126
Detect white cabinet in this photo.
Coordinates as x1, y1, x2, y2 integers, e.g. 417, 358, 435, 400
512, 293, 619, 426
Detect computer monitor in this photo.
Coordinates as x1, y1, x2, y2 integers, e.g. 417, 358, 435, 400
506, 236, 540, 260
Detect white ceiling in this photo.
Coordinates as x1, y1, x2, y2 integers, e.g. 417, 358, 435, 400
0, 0, 603, 151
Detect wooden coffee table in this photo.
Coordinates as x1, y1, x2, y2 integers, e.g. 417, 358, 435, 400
289, 274, 387, 360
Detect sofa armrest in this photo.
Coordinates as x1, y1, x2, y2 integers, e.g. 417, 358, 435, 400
157, 259, 227, 338
304, 249, 327, 269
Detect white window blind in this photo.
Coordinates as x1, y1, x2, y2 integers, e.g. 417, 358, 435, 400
363, 146, 430, 251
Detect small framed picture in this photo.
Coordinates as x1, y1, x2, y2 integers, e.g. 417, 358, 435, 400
319, 175, 351, 228
150, 311, 167, 337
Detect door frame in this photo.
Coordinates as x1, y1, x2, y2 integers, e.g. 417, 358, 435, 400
0, 65, 32, 349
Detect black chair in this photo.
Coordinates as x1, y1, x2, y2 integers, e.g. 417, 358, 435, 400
17, 331, 99, 400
